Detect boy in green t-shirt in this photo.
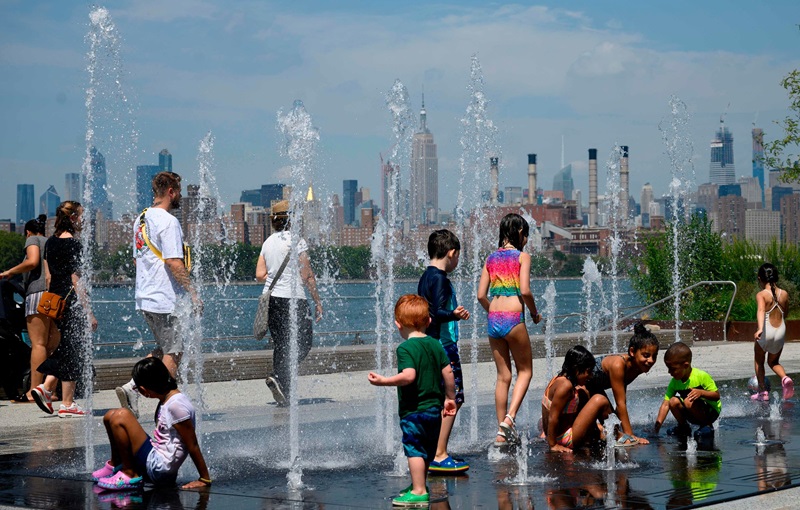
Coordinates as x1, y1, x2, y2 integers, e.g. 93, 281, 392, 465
368, 294, 456, 508
654, 342, 721, 438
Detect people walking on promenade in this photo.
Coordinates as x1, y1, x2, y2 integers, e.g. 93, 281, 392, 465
752, 262, 793, 401
255, 199, 323, 406
418, 229, 470, 473
585, 323, 659, 446
116, 172, 203, 418
31, 201, 98, 417
93, 357, 211, 491
0, 215, 60, 403
477, 213, 541, 447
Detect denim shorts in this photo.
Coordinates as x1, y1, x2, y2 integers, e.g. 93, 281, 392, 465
400, 407, 442, 461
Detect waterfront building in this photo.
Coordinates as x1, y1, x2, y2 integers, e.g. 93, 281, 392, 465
410, 96, 438, 225
745, 209, 781, 245
709, 120, 735, 185
39, 185, 60, 217
343, 179, 358, 225
16, 184, 34, 226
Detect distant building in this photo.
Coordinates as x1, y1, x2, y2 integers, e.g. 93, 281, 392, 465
159, 149, 172, 172
718, 184, 741, 198
88, 147, 112, 220
39, 185, 60, 217
737, 176, 762, 208
709, 120, 735, 185
136, 165, 161, 212
640, 183, 654, 220
715, 195, 746, 239
410, 95, 438, 225
695, 183, 719, 215
381, 159, 400, 221
553, 164, 574, 204
65, 173, 83, 202
343, 179, 358, 225
239, 189, 261, 206
780, 194, 800, 245
752, 128, 765, 204
504, 186, 523, 205
771, 187, 794, 212
16, 184, 34, 226
745, 209, 780, 245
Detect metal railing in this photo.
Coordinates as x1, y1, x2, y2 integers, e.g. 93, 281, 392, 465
598, 280, 738, 341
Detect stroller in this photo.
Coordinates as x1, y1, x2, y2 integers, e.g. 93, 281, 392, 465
0, 279, 30, 399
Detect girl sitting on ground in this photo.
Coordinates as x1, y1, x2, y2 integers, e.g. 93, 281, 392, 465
543, 345, 612, 452
585, 323, 660, 446
92, 358, 211, 491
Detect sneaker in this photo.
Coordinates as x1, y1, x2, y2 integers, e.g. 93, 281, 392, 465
693, 425, 715, 440
782, 377, 794, 400
398, 484, 429, 496
751, 391, 769, 402
58, 403, 88, 418
115, 383, 139, 419
392, 490, 429, 507
266, 376, 288, 406
97, 471, 143, 491
92, 461, 121, 481
429, 455, 469, 473
31, 385, 54, 414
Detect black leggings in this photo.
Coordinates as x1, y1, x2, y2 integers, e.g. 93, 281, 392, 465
267, 296, 313, 395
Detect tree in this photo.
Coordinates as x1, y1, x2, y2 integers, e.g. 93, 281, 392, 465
764, 69, 800, 183
0, 231, 25, 273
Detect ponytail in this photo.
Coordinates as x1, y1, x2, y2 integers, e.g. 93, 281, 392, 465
24, 214, 47, 235
54, 201, 83, 235
758, 263, 779, 303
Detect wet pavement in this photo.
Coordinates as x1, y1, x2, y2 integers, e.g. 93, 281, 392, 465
1, 341, 800, 509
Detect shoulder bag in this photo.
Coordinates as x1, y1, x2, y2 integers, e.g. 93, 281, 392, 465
38, 286, 73, 320
139, 209, 192, 271
253, 252, 291, 340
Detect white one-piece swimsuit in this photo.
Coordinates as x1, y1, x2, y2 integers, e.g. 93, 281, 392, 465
759, 289, 786, 354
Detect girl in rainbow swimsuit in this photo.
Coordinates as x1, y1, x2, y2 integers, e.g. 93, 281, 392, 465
477, 213, 541, 447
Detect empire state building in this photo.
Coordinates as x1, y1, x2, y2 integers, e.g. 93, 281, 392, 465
410, 96, 438, 225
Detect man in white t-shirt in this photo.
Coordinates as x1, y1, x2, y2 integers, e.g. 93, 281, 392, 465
116, 172, 203, 417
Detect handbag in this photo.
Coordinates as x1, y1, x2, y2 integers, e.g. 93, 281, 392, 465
253, 252, 291, 340
37, 287, 73, 320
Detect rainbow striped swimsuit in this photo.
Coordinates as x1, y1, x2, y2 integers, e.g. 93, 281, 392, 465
486, 248, 523, 338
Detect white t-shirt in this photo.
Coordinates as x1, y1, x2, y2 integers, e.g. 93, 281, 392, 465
133, 208, 185, 313
147, 392, 195, 480
259, 231, 309, 299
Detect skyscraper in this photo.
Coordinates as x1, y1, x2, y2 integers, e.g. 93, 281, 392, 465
553, 164, 574, 201
343, 179, 358, 225
40, 185, 60, 217
752, 128, 765, 204
159, 149, 173, 172
89, 147, 113, 220
65, 173, 83, 202
709, 120, 735, 185
136, 164, 162, 212
410, 95, 438, 225
16, 184, 34, 225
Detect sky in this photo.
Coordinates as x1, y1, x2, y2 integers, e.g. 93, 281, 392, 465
1, 0, 799, 222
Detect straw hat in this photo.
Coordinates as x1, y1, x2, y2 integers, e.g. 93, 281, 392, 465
271, 200, 290, 219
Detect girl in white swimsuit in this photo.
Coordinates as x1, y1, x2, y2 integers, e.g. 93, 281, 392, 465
753, 263, 793, 401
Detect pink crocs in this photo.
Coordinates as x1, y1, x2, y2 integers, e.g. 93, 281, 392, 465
92, 460, 120, 481
97, 471, 143, 491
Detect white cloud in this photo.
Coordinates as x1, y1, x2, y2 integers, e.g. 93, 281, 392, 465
115, 0, 218, 22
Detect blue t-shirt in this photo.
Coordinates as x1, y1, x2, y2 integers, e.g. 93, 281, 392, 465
418, 266, 459, 347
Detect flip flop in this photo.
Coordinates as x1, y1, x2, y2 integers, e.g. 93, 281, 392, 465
782, 377, 794, 400
615, 433, 639, 447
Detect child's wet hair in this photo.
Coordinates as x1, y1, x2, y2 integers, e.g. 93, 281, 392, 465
395, 294, 430, 331
664, 341, 692, 364
132, 357, 178, 394
628, 322, 659, 354
498, 213, 529, 251
427, 229, 460, 259
758, 263, 779, 304
559, 345, 596, 385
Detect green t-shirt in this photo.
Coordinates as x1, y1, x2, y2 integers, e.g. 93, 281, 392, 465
396, 335, 451, 418
664, 367, 722, 414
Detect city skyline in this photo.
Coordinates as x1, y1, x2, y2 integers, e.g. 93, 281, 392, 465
1, 1, 799, 221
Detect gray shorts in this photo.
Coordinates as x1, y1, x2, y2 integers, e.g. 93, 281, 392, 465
142, 311, 182, 355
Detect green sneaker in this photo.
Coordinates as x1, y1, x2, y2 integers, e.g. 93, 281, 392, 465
398, 484, 429, 496
392, 490, 429, 507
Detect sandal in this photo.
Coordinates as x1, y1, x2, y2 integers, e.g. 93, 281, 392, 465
13, 393, 33, 403
615, 433, 639, 447
494, 430, 510, 448
498, 414, 520, 445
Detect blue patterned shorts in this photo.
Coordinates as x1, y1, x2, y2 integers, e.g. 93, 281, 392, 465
442, 342, 465, 405
400, 407, 442, 461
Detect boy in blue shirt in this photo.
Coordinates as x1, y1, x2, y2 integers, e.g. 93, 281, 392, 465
417, 229, 470, 473
654, 342, 721, 438
369, 294, 456, 507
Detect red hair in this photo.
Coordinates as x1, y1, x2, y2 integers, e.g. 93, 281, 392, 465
394, 294, 430, 331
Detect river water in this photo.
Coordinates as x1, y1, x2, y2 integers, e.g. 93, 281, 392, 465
89, 279, 641, 359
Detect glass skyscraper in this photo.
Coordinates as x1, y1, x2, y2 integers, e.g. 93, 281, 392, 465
709, 121, 735, 185
159, 149, 172, 172
40, 185, 60, 217
343, 179, 358, 225
752, 128, 765, 204
136, 164, 162, 212
89, 147, 113, 219
16, 184, 34, 225
552, 164, 574, 201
